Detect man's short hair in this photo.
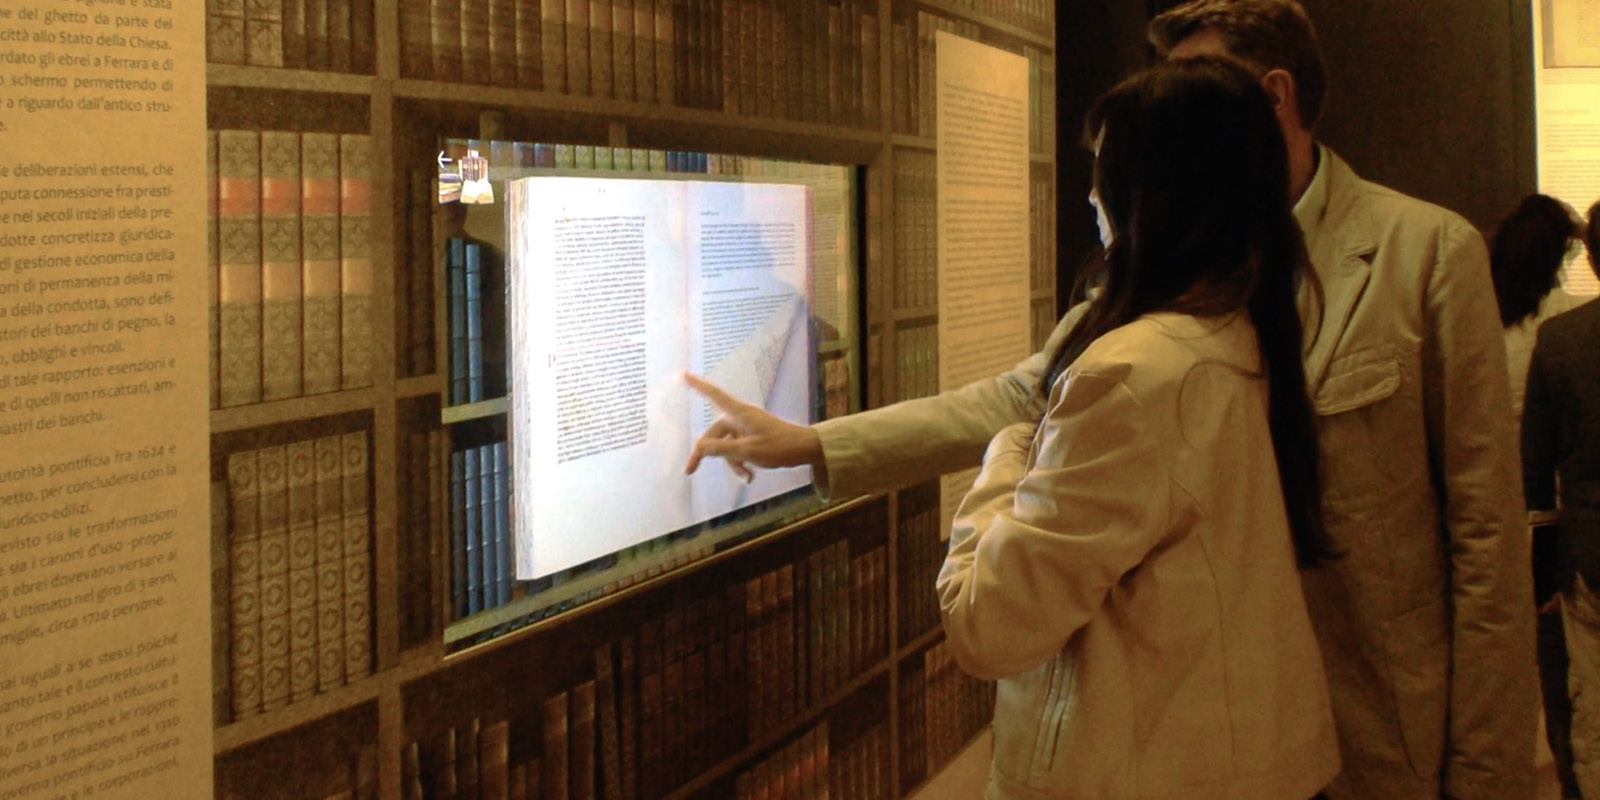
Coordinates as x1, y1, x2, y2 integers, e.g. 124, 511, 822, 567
1149, 0, 1328, 130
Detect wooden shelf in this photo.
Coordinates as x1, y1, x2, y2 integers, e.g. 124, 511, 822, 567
1031, 152, 1054, 165
439, 396, 508, 424
915, 0, 1055, 49
900, 625, 945, 658
210, 388, 377, 433
892, 134, 937, 151
214, 677, 381, 754
893, 307, 939, 324
396, 373, 443, 399
1032, 288, 1055, 302
207, 64, 376, 95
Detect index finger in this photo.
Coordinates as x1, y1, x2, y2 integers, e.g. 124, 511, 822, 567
684, 372, 745, 414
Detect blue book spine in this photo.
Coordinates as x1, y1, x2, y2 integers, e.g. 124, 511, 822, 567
492, 441, 510, 606
450, 449, 468, 620
534, 142, 555, 168
448, 238, 469, 405
696, 152, 707, 173
478, 443, 497, 610
666, 151, 680, 172
463, 447, 482, 614
465, 241, 485, 404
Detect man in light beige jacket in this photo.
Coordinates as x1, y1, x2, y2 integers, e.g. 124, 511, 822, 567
687, 1, 1536, 797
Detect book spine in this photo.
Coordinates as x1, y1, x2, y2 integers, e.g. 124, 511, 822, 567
617, 634, 639, 800
636, 619, 662, 800
256, 445, 292, 712
591, 0, 614, 99
300, 132, 343, 395
226, 451, 263, 720
544, 691, 571, 800
450, 448, 468, 619
244, 0, 284, 66
433, 726, 461, 800
352, 0, 375, 71
211, 478, 232, 725
405, 170, 433, 375
403, 741, 426, 800
653, 0, 673, 105
572, 680, 598, 800
476, 443, 496, 610
542, 0, 568, 91
448, 238, 468, 404
464, 242, 485, 402
314, 435, 348, 691
341, 431, 372, 679
633, 0, 655, 104
489, 0, 520, 86
462, 0, 491, 82
594, 644, 624, 800
460, 717, 482, 800
483, 720, 512, 800
207, 131, 221, 410
260, 131, 304, 403
464, 445, 484, 614
660, 608, 685, 790
282, 0, 306, 67
286, 439, 320, 703
566, 0, 592, 95
611, 0, 634, 101
327, 0, 353, 70
305, 0, 329, 68
217, 130, 263, 409
338, 134, 373, 390
515, 0, 544, 88
208, 0, 247, 63
492, 441, 510, 605
433, 0, 465, 81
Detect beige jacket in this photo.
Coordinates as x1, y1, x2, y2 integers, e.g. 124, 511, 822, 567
937, 313, 1339, 800
815, 149, 1536, 800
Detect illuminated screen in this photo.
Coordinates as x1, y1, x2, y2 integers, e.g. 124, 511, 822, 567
507, 176, 815, 579
433, 140, 858, 647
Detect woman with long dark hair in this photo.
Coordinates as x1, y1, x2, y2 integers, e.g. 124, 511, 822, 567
936, 56, 1339, 799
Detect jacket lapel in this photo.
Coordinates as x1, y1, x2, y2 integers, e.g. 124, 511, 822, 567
1301, 152, 1377, 394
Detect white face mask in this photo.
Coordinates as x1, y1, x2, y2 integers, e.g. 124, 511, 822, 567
1089, 187, 1113, 248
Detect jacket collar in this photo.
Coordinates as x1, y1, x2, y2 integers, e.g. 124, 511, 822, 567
1300, 147, 1377, 392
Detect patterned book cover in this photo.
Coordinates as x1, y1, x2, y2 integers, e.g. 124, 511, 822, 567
482, 720, 512, 800
327, 0, 354, 71
633, 0, 655, 104
286, 439, 321, 703
341, 430, 373, 679
300, 132, 343, 394
207, 0, 247, 63
565, 0, 591, 95
461, 0, 492, 83
571, 681, 598, 800
512, 0, 543, 88
314, 434, 348, 691
244, 0, 284, 66
256, 444, 292, 711
282, 0, 307, 66
399, 0, 433, 77
433, 0, 465, 81
207, 131, 221, 410
543, 690, 571, 800
227, 452, 263, 720
217, 129, 263, 408
590, 0, 614, 99
338, 134, 373, 390
541, 0, 568, 92
260, 131, 305, 402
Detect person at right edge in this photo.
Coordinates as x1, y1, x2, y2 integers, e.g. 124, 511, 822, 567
1524, 200, 1600, 799
684, 1, 1537, 797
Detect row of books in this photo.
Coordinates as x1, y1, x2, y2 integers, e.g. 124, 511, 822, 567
209, 129, 374, 410
399, 0, 882, 128
446, 238, 509, 406
731, 724, 829, 800
217, 431, 374, 723
205, 0, 376, 72
893, 324, 937, 403
403, 539, 887, 800
892, 11, 1054, 153
895, 480, 942, 646
825, 722, 891, 800
942, 0, 1053, 37
891, 150, 935, 311
452, 440, 516, 618
902, 641, 994, 785
217, 744, 378, 800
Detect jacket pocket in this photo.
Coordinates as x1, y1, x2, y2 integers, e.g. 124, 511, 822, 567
1383, 599, 1449, 780
1313, 347, 1403, 507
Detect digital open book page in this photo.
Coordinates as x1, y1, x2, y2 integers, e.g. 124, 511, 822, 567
508, 178, 813, 579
